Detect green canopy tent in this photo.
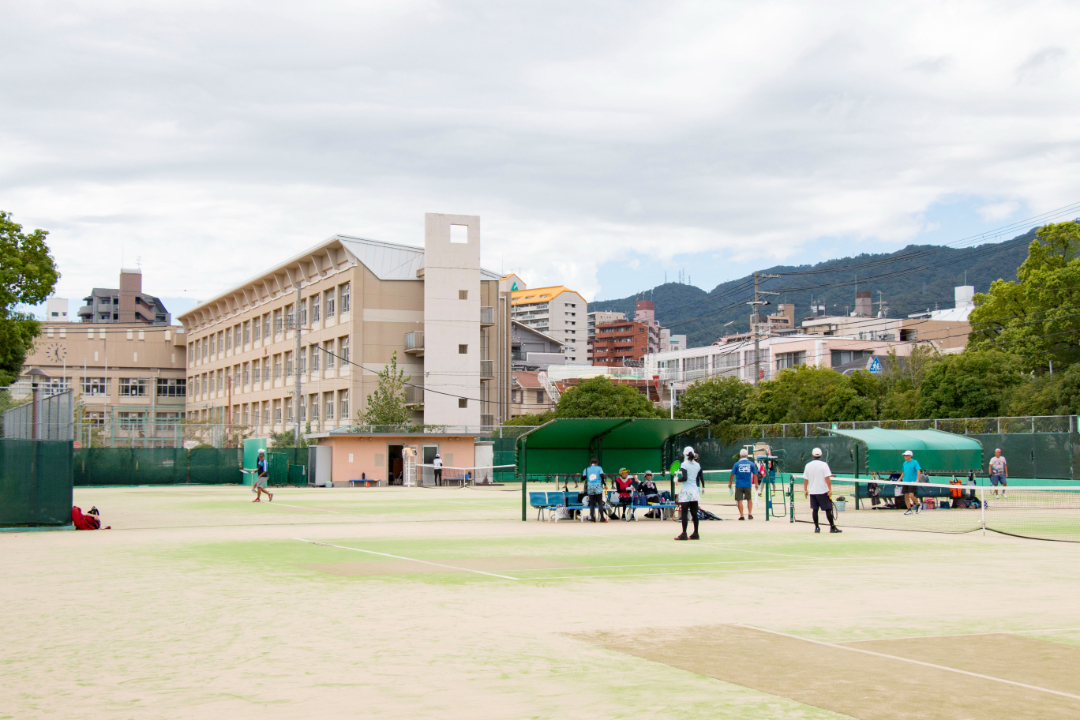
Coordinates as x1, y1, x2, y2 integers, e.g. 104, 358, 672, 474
515, 418, 708, 520
827, 428, 984, 476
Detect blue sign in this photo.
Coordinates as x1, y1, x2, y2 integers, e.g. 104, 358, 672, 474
868, 356, 883, 374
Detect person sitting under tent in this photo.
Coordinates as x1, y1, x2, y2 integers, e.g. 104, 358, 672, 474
614, 469, 635, 520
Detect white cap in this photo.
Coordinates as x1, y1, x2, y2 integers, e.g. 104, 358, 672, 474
684, 446, 695, 456
812, 448, 822, 457
258, 448, 265, 454
739, 449, 748, 457
644, 470, 653, 476
903, 450, 913, 456
995, 448, 1002, 453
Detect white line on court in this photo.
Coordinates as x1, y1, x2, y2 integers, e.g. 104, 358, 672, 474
292, 537, 520, 581
839, 626, 1080, 644
738, 624, 1080, 702
264, 503, 341, 513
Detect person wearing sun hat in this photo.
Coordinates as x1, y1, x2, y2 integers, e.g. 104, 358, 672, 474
614, 468, 636, 520
901, 450, 922, 515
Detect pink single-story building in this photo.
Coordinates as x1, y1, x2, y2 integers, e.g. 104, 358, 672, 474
305, 429, 490, 486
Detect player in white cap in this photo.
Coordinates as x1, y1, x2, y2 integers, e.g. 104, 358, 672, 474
901, 450, 921, 515
802, 448, 840, 533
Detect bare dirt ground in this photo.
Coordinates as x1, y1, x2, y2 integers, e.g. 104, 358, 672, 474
2, 485, 1079, 720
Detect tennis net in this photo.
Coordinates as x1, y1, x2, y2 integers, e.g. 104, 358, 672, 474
415, 464, 516, 487
791, 476, 1080, 542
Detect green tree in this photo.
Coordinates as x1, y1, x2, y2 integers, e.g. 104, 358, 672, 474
742, 365, 876, 424
554, 376, 662, 418
875, 345, 941, 419
0, 211, 59, 385
1004, 363, 1080, 417
674, 375, 752, 436
358, 351, 412, 426
501, 410, 556, 427
270, 428, 307, 448
915, 350, 1025, 418
968, 221, 1080, 371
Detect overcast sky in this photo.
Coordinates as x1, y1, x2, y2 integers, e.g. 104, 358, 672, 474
3, 1, 1079, 313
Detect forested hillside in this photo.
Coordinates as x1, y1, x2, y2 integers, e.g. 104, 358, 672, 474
588, 228, 1035, 347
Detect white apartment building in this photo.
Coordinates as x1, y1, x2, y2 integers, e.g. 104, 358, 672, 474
510, 285, 587, 364
177, 213, 512, 435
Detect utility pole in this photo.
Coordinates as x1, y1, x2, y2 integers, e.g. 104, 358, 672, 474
747, 271, 781, 384
294, 282, 303, 447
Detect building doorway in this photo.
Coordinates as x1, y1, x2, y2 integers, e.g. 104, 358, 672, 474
388, 444, 404, 485
421, 444, 440, 486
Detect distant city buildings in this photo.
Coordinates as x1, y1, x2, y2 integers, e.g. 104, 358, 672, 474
77, 269, 171, 325
646, 285, 976, 407
509, 282, 586, 363
586, 310, 625, 362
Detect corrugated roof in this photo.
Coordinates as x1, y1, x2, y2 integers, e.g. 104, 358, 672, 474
179, 233, 502, 319
511, 285, 579, 305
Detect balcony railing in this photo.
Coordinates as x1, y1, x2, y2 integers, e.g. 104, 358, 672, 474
480, 306, 494, 325
480, 414, 496, 427
405, 331, 424, 352
404, 385, 424, 406
480, 360, 494, 379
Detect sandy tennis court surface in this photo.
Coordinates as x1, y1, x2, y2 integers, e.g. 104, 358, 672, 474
3, 485, 1079, 719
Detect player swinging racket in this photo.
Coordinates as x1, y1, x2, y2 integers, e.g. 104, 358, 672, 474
802, 448, 841, 534
253, 448, 273, 503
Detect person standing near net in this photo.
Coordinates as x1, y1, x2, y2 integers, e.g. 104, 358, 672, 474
989, 448, 1008, 499
728, 449, 759, 520
802, 448, 841, 533
581, 458, 608, 523
675, 447, 704, 540
432, 454, 443, 486
253, 448, 273, 503
902, 450, 921, 515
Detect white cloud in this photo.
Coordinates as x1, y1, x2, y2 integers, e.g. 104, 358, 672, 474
2, 0, 1080, 301
978, 201, 1021, 222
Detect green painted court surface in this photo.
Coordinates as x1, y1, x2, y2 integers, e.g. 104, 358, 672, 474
3, 485, 1080, 719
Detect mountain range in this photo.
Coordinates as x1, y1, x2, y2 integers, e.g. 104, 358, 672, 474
588, 227, 1036, 347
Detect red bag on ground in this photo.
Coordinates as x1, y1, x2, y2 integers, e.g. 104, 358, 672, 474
72, 506, 101, 530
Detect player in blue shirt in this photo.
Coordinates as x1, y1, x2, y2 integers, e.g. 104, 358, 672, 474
901, 450, 922, 515
728, 449, 760, 520
581, 458, 609, 523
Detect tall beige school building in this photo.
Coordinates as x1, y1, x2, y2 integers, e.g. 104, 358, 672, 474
177, 213, 512, 435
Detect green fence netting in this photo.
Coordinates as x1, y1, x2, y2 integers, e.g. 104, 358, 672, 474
692, 432, 1080, 480
1, 439, 73, 526
72, 447, 309, 486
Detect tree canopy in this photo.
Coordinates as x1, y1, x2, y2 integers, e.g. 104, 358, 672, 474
0, 211, 59, 385
554, 376, 663, 418
968, 221, 1080, 371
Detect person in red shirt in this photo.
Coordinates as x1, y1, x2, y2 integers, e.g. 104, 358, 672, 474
614, 468, 636, 521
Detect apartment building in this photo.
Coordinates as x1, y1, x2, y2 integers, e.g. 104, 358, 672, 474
18, 320, 188, 427
511, 321, 565, 370
633, 300, 662, 353
177, 213, 512, 436
592, 320, 651, 367
510, 371, 558, 418
659, 328, 686, 352
76, 269, 171, 325
510, 285, 586, 363
586, 310, 625, 362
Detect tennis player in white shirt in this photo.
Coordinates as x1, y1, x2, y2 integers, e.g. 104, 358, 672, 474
803, 448, 842, 534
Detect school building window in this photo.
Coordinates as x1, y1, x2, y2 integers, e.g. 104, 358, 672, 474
119, 378, 148, 397
156, 378, 187, 397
